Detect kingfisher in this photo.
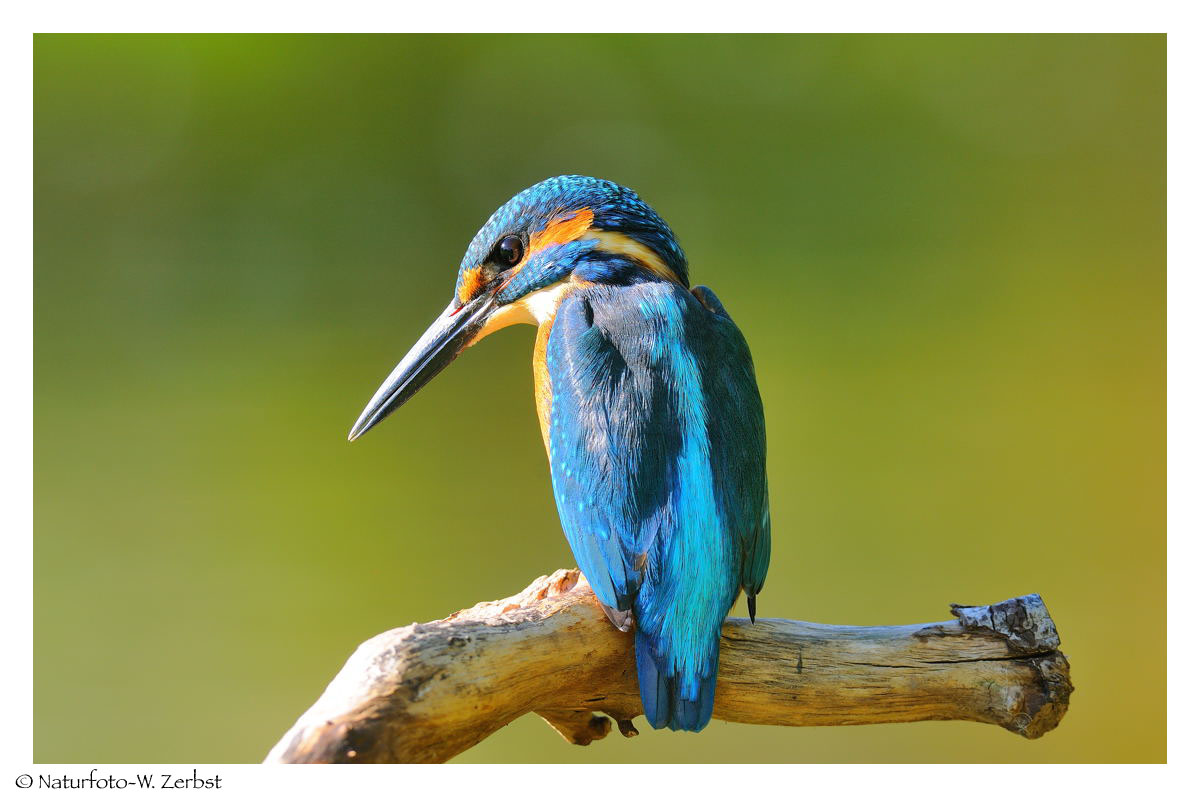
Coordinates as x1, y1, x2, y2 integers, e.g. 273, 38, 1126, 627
348, 176, 770, 732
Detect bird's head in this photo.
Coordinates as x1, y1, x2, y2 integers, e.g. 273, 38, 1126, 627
348, 175, 687, 440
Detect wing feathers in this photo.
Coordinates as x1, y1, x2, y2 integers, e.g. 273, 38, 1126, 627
545, 281, 769, 731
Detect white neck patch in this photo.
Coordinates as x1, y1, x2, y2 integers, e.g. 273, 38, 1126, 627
468, 280, 572, 346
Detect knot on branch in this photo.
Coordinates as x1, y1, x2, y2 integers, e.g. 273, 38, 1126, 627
449, 569, 584, 621
951, 593, 1061, 654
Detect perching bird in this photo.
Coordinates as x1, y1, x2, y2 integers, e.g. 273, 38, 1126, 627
348, 176, 769, 732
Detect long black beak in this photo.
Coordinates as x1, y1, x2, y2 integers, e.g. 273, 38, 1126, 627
347, 292, 497, 441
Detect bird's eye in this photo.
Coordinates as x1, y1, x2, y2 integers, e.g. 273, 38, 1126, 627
494, 235, 524, 268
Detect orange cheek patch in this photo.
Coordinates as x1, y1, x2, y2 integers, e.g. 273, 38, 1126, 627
457, 265, 487, 303
529, 208, 595, 255
461, 208, 595, 305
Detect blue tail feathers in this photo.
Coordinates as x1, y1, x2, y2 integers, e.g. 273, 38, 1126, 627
634, 630, 718, 732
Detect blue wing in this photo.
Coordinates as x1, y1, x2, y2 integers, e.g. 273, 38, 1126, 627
543, 280, 769, 731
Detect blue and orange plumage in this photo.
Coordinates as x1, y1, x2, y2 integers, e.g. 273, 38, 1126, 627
349, 176, 770, 732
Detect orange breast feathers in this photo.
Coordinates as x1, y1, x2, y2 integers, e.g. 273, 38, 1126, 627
532, 320, 555, 453
529, 276, 592, 453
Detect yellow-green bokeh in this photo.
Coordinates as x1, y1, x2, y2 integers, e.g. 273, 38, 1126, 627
34, 34, 1164, 763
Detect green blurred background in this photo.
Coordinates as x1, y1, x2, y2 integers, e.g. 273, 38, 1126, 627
33, 34, 1164, 763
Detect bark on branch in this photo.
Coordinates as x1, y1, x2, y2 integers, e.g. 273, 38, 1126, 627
265, 569, 1072, 763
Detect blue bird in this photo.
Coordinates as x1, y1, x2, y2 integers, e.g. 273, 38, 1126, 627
348, 176, 770, 732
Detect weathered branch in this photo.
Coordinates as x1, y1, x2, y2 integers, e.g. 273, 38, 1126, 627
265, 569, 1072, 763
